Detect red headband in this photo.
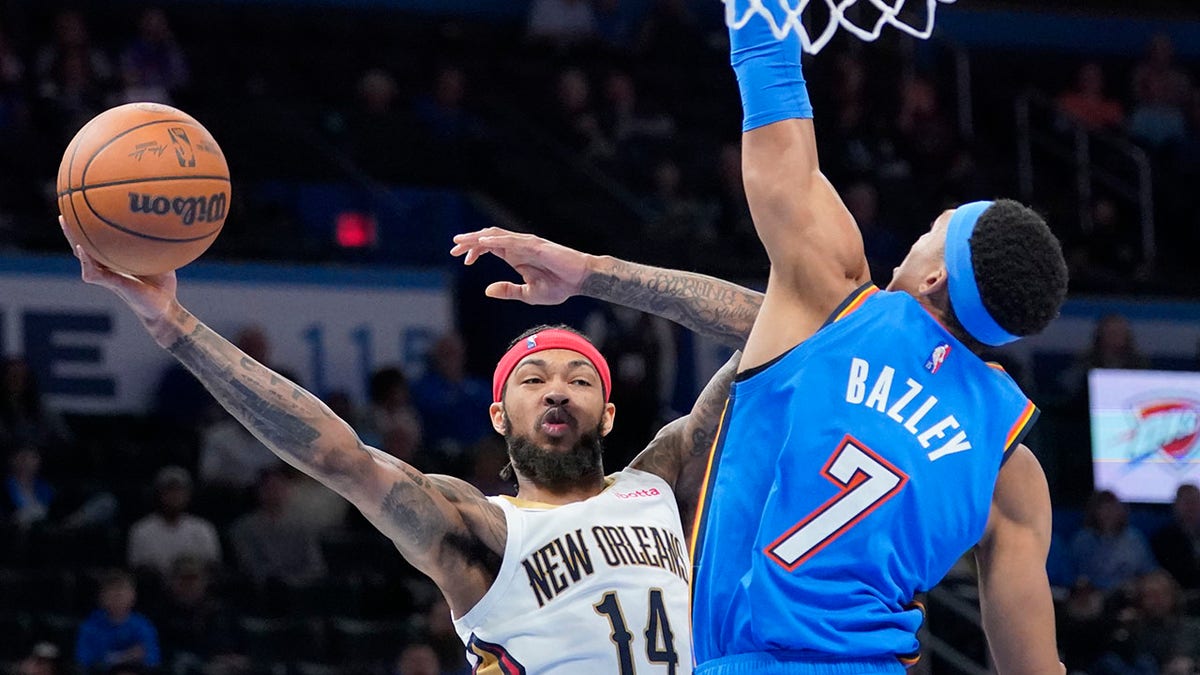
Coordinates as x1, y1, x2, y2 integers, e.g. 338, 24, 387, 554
492, 329, 612, 403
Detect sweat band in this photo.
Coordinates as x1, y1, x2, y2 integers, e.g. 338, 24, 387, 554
945, 201, 1020, 347
492, 329, 612, 403
729, 1, 813, 132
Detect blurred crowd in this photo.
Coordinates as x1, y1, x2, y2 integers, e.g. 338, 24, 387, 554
0, 2, 1196, 292
0, 0, 1198, 674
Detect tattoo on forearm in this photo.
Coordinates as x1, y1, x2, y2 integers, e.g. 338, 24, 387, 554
167, 323, 326, 465
382, 481, 440, 552
580, 259, 762, 348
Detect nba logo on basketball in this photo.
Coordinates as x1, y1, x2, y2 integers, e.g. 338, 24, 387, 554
924, 343, 951, 374
1127, 401, 1200, 462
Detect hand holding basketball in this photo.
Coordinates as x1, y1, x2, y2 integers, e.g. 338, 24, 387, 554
59, 216, 178, 326
57, 102, 230, 276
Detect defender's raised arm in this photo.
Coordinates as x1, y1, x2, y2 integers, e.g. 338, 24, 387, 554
730, 9, 871, 369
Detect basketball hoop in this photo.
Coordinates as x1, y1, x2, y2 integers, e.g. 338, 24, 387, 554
724, 0, 957, 55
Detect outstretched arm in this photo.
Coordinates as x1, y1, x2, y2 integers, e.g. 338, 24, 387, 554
975, 445, 1063, 675
61, 220, 503, 613
630, 352, 739, 530
729, 8, 870, 369
452, 228, 762, 349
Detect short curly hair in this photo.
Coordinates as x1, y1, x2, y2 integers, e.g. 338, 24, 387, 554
947, 199, 1068, 340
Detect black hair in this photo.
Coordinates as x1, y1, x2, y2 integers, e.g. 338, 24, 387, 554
368, 366, 408, 405
946, 199, 1068, 345
506, 323, 589, 350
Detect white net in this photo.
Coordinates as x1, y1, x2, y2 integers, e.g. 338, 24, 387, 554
724, 0, 957, 55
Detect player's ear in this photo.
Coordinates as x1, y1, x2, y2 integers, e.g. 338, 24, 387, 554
599, 403, 616, 437
489, 402, 507, 434
918, 265, 948, 297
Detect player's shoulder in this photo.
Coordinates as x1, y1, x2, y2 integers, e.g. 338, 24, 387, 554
611, 467, 677, 496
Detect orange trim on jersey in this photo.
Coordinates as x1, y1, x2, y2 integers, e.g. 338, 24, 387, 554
898, 654, 922, 666
689, 399, 730, 561
832, 285, 879, 323
987, 362, 1007, 372
1004, 400, 1038, 451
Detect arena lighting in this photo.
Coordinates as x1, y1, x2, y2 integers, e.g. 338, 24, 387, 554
335, 211, 377, 248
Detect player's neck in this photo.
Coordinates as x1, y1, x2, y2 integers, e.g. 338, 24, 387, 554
515, 475, 608, 505
915, 297, 987, 356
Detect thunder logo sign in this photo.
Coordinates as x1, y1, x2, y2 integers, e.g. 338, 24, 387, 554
1090, 369, 1200, 504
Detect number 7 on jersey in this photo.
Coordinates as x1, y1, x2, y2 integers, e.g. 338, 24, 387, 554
766, 435, 908, 571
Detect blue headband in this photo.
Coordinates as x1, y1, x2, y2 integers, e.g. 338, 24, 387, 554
945, 201, 1020, 346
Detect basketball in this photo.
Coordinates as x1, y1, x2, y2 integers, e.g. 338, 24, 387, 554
57, 102, 231, 276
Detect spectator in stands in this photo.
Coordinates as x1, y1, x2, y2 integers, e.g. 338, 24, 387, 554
464, 436, 513, 497
421, 597, 470, 674
1087, 605, 1159, 675
636, 0, 703, 62
549, 68, 614, 160
843, 181, 903, 286
1059, 577, 1109, 671
3, 445, 53, 529
127, 466, 221, 579
641, 158, 714, 268
1063, 313, 1149, 399
1129, 35, 1190, 148
1071, 489, 1158, 592
153, 555, 247, 675
151, 358, 216, 436
526, 0, 598, 49
0, 356, 71, 451
75, 570, 161, 674
117, 7, 189, 105
17, 642, 62, 675
34, 9, 113, 144
198, 416, 280, 491
1057, 62, 1125, 133
593, 0, 635, 51
411, 332, 493, 466
413, 65, 479, 143
1152, 484, 1200, 590
1132, 570, 1200, 674
583, 305, 675, 468
896, 75, 958, 179
229, 466, 325, 588
394, 643, 442, 675
1133, 34, 1192, 114
598, 70, 675, 162
362, 366, 423, 451
197, 325, 287, 489
0, 21, 26, 134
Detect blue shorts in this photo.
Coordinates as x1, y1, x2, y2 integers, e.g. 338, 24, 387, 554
696, 653, 908, 675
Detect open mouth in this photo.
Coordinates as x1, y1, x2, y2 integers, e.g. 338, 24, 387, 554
539, 406, 576, 438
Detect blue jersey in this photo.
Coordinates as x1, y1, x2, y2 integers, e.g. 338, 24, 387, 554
691, 285, 1038, 670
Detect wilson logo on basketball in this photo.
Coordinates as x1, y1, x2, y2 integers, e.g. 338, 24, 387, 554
128, 192, 227, 226
1125, 401, 1200, 461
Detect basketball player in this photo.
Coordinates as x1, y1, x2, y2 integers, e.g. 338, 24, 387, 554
452, 11, 1068, 671
59, 218, 737, 674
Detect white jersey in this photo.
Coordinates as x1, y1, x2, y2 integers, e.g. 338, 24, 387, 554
453, 468, 694, 674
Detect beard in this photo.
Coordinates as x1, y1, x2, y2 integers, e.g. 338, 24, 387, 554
503, 409, 605, 492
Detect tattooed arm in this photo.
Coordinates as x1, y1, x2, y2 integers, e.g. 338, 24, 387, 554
630, 352, 739, 530
60, 220, 503, 614
451, 228, 763, 349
